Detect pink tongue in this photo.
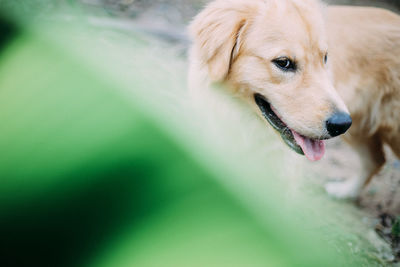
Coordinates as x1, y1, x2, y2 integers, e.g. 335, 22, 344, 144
292, 131, 325, 161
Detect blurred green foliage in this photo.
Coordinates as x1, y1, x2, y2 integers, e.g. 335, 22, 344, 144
0, 25, 327, 266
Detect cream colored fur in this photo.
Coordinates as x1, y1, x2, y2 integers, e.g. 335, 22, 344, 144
188, 0, 400, 199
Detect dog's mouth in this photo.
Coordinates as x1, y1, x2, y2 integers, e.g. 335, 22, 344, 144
254, 93, 325, 161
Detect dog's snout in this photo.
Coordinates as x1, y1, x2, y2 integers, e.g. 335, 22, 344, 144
326, 112, 352, 137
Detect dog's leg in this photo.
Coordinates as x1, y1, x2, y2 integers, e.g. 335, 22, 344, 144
325, 135, 385, 199
390, 144, 400, 159
384, 135, 400, 160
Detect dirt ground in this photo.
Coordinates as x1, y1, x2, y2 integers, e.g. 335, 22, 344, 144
318, 140, 400, 216
308, 137, 400, 260
78, 0, 400, 261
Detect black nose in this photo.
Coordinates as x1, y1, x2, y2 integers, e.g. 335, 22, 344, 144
326, 112, 352, 137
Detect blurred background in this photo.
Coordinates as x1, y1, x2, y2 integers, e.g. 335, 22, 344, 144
0, 1, 399, 266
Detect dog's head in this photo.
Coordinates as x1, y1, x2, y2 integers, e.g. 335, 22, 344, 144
189, 0, 352, 161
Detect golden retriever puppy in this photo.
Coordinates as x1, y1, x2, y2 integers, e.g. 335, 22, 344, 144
188, 0, 400, 199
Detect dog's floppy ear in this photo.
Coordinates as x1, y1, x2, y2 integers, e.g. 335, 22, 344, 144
189, 0, 257, 82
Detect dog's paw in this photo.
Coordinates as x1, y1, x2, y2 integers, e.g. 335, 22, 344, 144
325, 181, 360, 200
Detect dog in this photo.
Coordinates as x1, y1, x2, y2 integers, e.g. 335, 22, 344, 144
188, 0, 400, 199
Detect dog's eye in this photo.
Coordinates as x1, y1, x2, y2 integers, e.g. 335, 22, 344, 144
324, 53, 328, 64
272, 58, 296, 71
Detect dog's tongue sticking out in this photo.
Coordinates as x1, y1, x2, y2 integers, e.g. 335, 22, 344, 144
292, 131, 325, 161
